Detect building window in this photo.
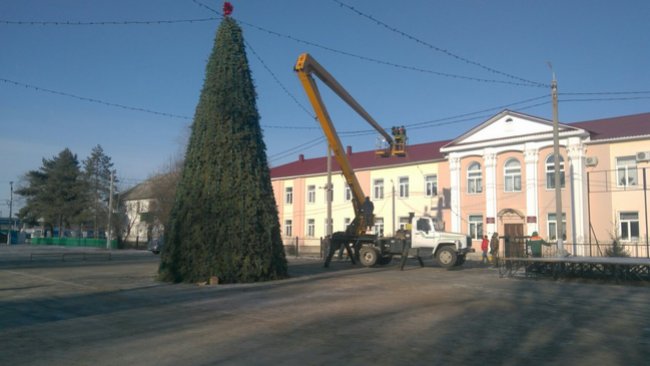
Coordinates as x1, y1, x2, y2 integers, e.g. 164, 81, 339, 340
399, 216, 410, 230
285, 187, 293, 205
547, 212, 566, 241
399, 177, 409, 198
344, 185, 352, 201
504, 158, 522, 192
307, 218, 315, 237
616, 156, 638, 187
469, 215, 483, 240
467, 162, 483, 194
373, 179, 384, 200
425, 175, 438, 197
344, 217, 351, 231
284, 220, 292, 237
374, 217, 384, 236
619, 212, 639, 241
545, 155, 565, 189
307, 185, 316, 204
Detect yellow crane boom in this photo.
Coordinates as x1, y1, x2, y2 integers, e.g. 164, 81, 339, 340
294, 53, 406, 235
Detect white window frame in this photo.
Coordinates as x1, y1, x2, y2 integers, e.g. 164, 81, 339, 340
545, 154, 565, 189
616, 156, 638, 187
425, 175, 438, 197
307, 185, 316, 204
468, 215, 483, 240
285, 187, 293, 205
504, 158, 522, 192
373, 179, 384, 200
399, 216, 410, 230
344, 185, 352, 201
284, 219, 292, 237
374, 217, 384, 236
619, 211, 640, 242
467, 162, 483, 194
307, 218, 315, 237
399, 177, 409, 198
547, 212, 566, 241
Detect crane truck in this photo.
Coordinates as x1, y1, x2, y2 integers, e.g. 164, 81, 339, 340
294, 53, 473, 269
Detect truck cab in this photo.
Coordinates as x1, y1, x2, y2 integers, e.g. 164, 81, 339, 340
411, 215, 474, 268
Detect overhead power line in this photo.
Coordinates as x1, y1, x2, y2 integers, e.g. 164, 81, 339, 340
331, 0, 549, 88
0, 17, 220, 26
0, 77, 191, 120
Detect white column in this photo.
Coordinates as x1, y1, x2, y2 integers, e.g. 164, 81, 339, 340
524, 145, 539, 235
567, 138, 587, 255
484, 151, 497, 235
449, 155, 461, 232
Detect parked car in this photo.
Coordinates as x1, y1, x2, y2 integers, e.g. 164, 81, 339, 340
148, 238, 164, 254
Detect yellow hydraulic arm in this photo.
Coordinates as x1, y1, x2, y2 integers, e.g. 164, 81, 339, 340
294, 53, 403, 234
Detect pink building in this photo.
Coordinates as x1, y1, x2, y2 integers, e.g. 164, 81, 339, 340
271, 111, 650, 257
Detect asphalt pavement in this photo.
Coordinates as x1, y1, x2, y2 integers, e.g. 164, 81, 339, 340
1, 245, 649, 366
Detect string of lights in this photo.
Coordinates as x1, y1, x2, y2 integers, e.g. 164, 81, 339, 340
331, 0, 549, 88
244, 39, 316, 120
0, 17, 219, 26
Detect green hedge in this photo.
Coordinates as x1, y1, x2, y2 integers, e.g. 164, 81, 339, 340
31, 237, 117, 249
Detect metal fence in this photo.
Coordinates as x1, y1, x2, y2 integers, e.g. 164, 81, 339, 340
501, 236, 649, 259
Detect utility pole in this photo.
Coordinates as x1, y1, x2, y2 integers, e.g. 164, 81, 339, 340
391, 180, 396, 235
326, 147, 333, 237
106, 171, 114, 250
550, 67, 564, 255
7, 181, 13, 245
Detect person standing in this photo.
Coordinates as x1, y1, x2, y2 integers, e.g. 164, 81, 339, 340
481, 235, 489, 264
490, 232, 500, 266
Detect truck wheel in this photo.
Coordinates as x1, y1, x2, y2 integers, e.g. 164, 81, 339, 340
436, 246, 457, 269
359, 246, 379, 267
378, 255, 393, 265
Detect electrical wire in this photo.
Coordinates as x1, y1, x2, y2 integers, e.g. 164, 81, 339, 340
0, 17, 219, 26
0, 77, 191, 120
331, 0, 549, 88
244, 39, 315, 120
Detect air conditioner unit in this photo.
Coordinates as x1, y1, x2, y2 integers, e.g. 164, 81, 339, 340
636, 151, 650, 162
585, 157, 598, 167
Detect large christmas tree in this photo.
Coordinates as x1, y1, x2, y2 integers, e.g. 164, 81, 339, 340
159, 11, 287, 283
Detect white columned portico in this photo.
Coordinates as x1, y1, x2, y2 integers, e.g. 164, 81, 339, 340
567, 138, 587, 255
484, 150, 497, 235
449, 155, 461, 232
524, 145, 540, 235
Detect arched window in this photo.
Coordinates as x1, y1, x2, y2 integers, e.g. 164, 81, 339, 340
504, 158, 522, 192
467, 162, 482, 194
545, 154, 565, 189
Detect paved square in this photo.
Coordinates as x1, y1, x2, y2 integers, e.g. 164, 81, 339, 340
1, 245, 649, 365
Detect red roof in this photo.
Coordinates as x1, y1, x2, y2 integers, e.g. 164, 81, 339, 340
570, 112, 650, 141
271, 140, 450, 179
271, 112, 650, 179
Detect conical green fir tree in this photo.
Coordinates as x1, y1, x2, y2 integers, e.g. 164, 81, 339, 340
159, 17, 287, 283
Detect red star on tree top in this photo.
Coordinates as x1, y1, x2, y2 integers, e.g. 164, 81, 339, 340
223, 2, 234, 16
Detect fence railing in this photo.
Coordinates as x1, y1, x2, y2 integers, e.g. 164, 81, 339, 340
31, 237, 118, 249
501, 236, 650, 259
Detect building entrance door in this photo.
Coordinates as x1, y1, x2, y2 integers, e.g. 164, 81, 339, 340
504, 223, 525, 257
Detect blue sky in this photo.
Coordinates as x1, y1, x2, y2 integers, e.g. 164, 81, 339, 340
1, 0, 649, 213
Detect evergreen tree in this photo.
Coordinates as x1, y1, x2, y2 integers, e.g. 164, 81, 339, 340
17, 148, 88, 236
83, 145, 115, 238
159, 16, 287, 283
